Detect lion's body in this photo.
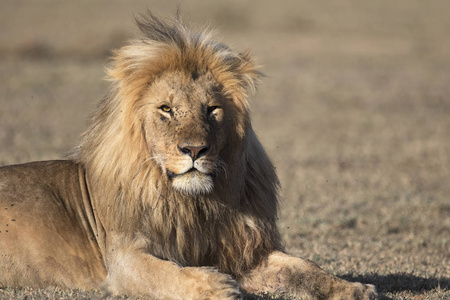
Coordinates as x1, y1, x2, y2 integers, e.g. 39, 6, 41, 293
0, 13, 377, 300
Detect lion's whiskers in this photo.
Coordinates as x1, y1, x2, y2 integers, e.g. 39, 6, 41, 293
214, 158, 228, 179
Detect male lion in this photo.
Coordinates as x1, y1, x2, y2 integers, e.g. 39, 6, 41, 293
0, 14, 377, 299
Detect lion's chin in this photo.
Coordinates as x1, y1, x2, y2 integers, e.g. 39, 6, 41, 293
171, 170, 214, 195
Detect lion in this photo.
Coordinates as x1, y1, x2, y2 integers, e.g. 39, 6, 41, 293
0, 13, 377, 300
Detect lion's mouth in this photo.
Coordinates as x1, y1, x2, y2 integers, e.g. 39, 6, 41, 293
167, 168, 215, 179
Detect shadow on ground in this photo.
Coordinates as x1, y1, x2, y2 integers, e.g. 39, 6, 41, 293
341, 273, 449, 299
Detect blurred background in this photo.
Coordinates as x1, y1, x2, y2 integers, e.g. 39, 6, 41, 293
1, 1, 449, 299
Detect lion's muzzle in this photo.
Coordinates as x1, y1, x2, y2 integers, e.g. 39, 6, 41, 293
166, 143, 217, 195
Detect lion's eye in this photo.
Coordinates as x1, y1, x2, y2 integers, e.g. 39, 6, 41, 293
160, 105, 172, 113
207, 106, 220, 114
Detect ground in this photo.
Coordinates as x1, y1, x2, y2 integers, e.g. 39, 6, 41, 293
0, 1, 449, 299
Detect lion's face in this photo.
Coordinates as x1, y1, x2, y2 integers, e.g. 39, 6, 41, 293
140, 71, 235, 195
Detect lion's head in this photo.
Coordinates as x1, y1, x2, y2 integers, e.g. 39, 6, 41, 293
75, 14, 263, 197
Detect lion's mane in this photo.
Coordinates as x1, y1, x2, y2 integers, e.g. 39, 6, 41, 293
72, 14, 282, 277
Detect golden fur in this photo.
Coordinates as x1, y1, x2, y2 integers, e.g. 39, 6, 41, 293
0, 13, 377, 299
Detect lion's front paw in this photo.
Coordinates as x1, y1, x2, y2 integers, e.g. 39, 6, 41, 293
332, 282, 377, 300
181, 267, 242, 299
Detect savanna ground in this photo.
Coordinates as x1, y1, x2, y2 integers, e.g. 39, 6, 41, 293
0, 1, 449, 299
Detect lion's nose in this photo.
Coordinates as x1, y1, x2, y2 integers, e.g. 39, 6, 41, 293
178, 144, 209, 161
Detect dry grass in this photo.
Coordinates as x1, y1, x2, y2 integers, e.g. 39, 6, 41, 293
1, 1, 449, 299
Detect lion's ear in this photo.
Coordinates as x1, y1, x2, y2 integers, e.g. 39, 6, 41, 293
237, 50, 264, 95
107, 42, 156, 82
106, 41, 170, 101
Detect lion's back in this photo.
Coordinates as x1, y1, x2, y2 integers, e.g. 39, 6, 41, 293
0, 160, 77, 202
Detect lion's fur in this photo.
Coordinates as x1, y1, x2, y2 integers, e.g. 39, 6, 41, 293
71, 13, 281, 277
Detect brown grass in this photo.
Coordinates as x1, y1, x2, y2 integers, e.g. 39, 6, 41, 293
1, 0, 449, 299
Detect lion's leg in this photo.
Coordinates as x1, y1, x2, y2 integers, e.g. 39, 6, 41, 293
106, 245, 241, 299
239, 251, 377, 300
